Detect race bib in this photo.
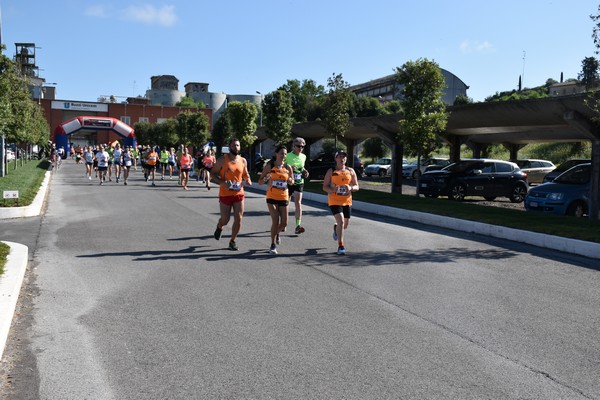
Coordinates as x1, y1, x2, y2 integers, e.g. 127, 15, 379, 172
336, 185, 349, 196
272, 180, 287, 190
125, 160, 132, 167
229, 181, 242, 191
293, 172, 302, 181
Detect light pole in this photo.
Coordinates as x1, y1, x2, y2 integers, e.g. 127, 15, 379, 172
256, 91, 264, 158
256, 91, 263, 126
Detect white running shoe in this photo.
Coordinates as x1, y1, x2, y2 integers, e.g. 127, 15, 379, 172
269, 244, 278, 254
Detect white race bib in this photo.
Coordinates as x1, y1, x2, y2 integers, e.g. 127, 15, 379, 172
336, 186, 349, 196
229, 181, 242, 191
272, 180, 287, 190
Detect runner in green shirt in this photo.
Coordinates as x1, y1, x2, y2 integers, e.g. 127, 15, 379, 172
285, 137, 309, 234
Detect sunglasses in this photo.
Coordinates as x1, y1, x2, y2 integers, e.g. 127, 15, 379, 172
295, 144, 305, 148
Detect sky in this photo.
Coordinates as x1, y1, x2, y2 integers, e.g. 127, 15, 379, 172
0, 0, 598, 103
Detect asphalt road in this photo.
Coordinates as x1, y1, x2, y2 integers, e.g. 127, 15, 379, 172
1, 160, 599, 399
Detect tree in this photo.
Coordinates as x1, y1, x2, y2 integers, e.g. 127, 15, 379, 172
396, 58, 449, 195
175, 96, 206, 108
323, 73, 352, 145
225, 101, 258, 150
383, 100, 402, 114
278, 79, 325, 122
352, 95, 384, 117
578, 56, 600, 90
362, 137, 390, 161
0, 48, 49, 150
262, 90, 295, 145
176, 111, 210, 146
453, 94, 473, 105
211, 112, 229, 157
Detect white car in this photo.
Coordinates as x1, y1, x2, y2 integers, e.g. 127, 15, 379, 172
5, 149, 15, 161
364, 158, 392, 177
402, 158, 450, 179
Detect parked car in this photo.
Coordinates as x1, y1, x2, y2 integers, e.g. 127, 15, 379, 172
419, 159, 529, 202
515, 159, 556, 184
402, 157, 450, 179
364, 158, 393, 177
542, 158, 590, 183
525, 163, 591, 217
307, 152, 363, 181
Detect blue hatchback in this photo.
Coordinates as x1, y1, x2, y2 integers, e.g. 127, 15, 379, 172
524, 163, 591, 217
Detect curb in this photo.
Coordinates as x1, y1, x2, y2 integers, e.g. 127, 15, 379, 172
291, 188, 600, 260
0, 241, 28, 361
0, 170, 51, 219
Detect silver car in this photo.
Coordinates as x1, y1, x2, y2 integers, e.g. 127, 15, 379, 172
515, 159, 555, 184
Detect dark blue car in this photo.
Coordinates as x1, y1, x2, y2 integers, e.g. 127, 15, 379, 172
524, 163, 591, 217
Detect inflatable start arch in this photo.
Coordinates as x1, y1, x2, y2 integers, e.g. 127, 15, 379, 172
53, 116, 136, 151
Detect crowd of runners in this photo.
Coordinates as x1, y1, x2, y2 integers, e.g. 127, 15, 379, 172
54, 137, 359, 256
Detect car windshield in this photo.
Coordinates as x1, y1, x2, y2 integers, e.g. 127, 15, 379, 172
556, 159, 589, 172
375, 159, 390, 165
554, 164, 591, 184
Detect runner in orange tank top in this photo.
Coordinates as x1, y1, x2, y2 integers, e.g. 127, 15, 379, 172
258, 144, 294, 255
323, 149, 359, 255
210, 138, 252, 251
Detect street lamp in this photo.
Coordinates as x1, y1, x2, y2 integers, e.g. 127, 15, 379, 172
256, 91, 263, 127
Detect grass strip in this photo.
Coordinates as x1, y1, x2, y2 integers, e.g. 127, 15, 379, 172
302, 181, 600, 244
0, 242, 9, 276
0, 160, 50, 207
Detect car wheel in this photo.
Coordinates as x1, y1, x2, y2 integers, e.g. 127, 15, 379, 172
566, 201, 587, 218
412, 170, 421, 179
449, 183, 466, 201
484, 196, 496, 201
378, 169, 387, 177
509, 184, 527, 203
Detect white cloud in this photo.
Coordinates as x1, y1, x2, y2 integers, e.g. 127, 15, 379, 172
122, 4, 178, 27
84, 5, 108, 18
460, 40, 495, 54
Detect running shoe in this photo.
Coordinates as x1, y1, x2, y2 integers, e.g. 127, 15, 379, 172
337, 246, 346, 255
229, 240, 238, 251
276, 234, 281, 245
124, 181, 127, 185
116, 177, 119, 183
333, 224, 338, 241
214, 227, 222, 240
183, 186, 188, 190
152, 182, 156, 187
295, 225, 305, 234
88, 176, 91, 180
269, 244, 278, 254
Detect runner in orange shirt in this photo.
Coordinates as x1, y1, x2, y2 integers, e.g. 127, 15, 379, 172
210, 138, 252, 251
322, 150, 359, 255
146, 146, 159, 187
178, 147, 193, 190
258, 144, 294, 254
